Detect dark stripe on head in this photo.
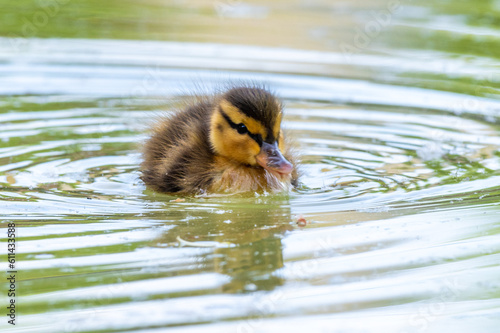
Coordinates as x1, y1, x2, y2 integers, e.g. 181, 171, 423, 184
223, 87, 281, 139
265, 129, 275, 144
219, 107, 263, 146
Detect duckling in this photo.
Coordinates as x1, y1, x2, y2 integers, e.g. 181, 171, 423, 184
140, 86, 299, 194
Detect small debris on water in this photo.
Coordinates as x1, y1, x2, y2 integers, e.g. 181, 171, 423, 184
170, 198, 185, 202
6, 174, 16, 185
296, 215, 307, 227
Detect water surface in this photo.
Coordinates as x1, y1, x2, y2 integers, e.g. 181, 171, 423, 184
1, 1, 500, 332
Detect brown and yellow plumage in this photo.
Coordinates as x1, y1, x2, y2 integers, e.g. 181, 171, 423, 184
140, 86, 299, 194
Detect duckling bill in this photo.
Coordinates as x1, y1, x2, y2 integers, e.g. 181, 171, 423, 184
140, 86, 299, 194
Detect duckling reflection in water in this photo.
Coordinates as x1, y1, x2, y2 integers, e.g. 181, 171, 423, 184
141, 86, 299, 194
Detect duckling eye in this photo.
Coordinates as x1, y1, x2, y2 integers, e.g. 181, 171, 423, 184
236, 123, 248, 134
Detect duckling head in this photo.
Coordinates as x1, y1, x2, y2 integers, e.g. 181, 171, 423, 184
209, 87, 293, 177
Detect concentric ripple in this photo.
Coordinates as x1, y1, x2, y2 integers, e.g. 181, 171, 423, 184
1, 33, 500, 333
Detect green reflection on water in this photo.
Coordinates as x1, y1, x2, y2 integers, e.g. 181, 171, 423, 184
1, 0, 500, 331
1, 0, 190, 40
151, 198, 293, 293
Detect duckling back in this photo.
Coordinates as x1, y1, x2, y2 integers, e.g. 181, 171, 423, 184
141, 101, 215, 193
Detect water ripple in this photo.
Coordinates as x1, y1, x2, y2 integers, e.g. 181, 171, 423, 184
1, 33, 499, 333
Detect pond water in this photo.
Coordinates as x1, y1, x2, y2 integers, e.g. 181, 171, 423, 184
1, 1, 500, 332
